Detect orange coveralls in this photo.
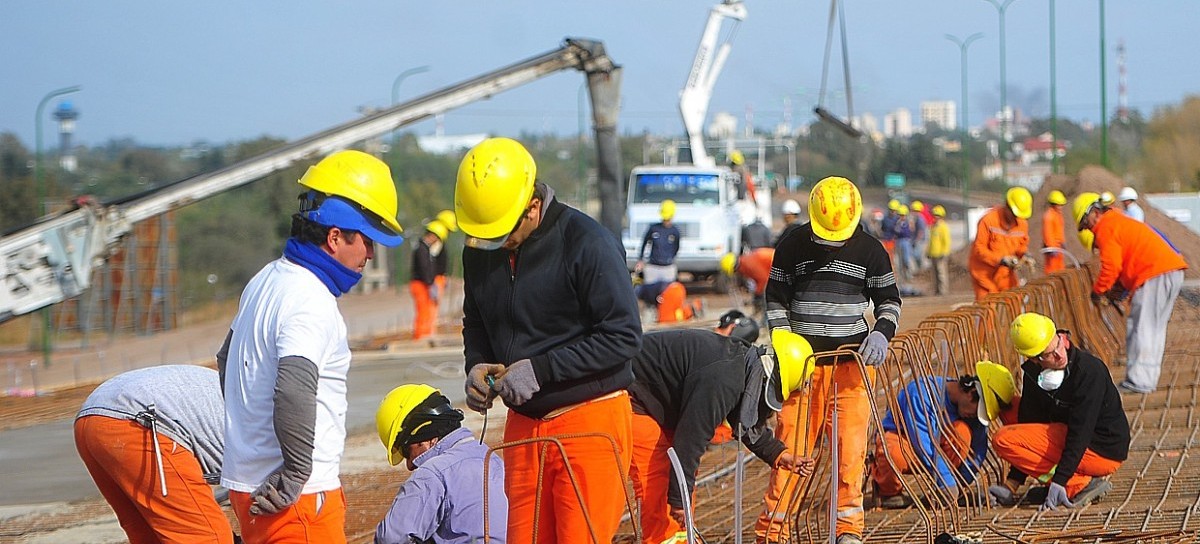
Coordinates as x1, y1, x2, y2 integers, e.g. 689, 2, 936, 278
1042, 206, 1066, 273
1091, 209, 1187, 295
968, 206, 1029, 300
739, 247, 775, 295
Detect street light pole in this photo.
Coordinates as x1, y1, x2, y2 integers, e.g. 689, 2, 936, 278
947, 33, 983, 244
982, 0, 1018, 184
1050, 0, 1059, 174
390, 65, 430, 150
34, 84, 82, 368
1099, 0, 1109, 168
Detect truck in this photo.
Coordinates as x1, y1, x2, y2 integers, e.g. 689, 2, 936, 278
622, 0, 771, 282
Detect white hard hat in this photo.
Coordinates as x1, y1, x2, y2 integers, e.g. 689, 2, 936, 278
1118, 187, 1138, 202
781, 199, 802, 215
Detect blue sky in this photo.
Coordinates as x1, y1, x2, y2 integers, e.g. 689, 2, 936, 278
4, 1, 1198, 148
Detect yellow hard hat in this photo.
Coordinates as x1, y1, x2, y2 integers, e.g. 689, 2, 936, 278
771, 329, 815, 406
298, 150, 404, 244
973, 361, 1017, 426
932, 205, 946, 217
1072, 192, 1101, 228
911, 200, 924, 212
660, 199, 677, 221
720, 253, 738, 277
887, 199, 901, 212
808, 176, 863, 242
897, 204, 909, 216
425, 220, 449, 242
376, 384, 438, 466
1010, 312, 1058, 358
1047, 190, 1067, 206
1006, 187, 1033, 219
730, 150, 745, 166
436, 210, 459, 232
1099, 191, 1116, 207
1078, 228, 1095, 250
455, 137, 537, 249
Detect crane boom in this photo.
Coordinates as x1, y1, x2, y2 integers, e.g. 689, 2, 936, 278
679, 0, 746, 167
0, 38, 623, 322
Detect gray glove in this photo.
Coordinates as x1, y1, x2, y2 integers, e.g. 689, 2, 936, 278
465, 363, 504, 414
430, 283, 440, 304
249, 469, 306, 515
987, 484, 1018, 507
858, 331, 888, 366
495, 359, 540, 406
1041, 482, 1074, 511
1000, 255, 1020, 268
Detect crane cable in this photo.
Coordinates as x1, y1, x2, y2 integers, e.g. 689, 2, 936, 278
814, 0, 863, 138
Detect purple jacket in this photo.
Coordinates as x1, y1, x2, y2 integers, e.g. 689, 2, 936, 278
375, 427, 507, 544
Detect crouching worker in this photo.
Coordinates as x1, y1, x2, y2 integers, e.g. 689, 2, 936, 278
990, 313, 1130, 511
635, 279, 704, 323
74, 365, 233, 543
626, 329, 817, 544
374, 384, 507, 544
873, 362, 1018, 508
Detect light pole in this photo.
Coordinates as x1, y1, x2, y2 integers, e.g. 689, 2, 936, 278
947, 33, 982, 244
981, 0, 1018, 183
34, 84, 82, 368
1099, 0, 1109, 168
391, 65, 431, 107
1050, 0, 1059, 174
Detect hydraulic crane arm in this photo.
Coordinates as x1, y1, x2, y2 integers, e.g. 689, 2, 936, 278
679, 0, 746, 168
0, 38, 623, 322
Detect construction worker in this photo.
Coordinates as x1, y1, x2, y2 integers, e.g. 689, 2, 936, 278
1117, 187, 1145, 222
715, 309, 762, 344
411, 220, 448, 340
74, 365, 232, 544
775, 199, 804, 245
373, 384, 507, 544
893, 204, 914, 282
636, 199, 681, 284
990, 313, 1130, 510
1099, 191, 1117, 209
872, 362, 1017, 509
220, 149, 405, 544
723, 247, 775, 315
456, 137, 642, 544
635, 278, 704, 324
1074, 192, 1187, 394
759, 176, 902, 544
1043, 190, 1068, 274
968, 187, 1033, 300
742, 215, 773, 252
433, 209, 459, 309
628, 329, 817, 544
879, 199, 902, 261
909, 201, 930, 272
927, 205, 952, 295
729, 150, 758, 203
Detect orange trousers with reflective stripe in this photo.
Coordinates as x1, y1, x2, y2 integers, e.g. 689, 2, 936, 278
503, 391, 633, 544
74, 415, 234, 544
409, 280, 436, 340
630, 412, 684, 544
872, 422, 972, 497
992, 423, 1122, 497
230, 488, 346, 544
756, 364, 874, 541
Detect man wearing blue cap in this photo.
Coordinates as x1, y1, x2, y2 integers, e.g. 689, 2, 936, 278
219, 150, 405, 544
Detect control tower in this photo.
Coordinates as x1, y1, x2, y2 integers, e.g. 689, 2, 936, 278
52, 101, 79, 172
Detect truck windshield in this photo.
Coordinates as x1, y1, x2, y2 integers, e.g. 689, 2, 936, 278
631, 173, 721, 205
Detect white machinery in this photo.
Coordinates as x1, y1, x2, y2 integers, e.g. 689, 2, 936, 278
679, 0, 746, 169
0, 39, 624, 323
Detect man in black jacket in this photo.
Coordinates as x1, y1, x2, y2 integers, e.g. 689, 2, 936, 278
455, 137, 643, 544
628, 329, 815, 544
990, 312, 1130, 511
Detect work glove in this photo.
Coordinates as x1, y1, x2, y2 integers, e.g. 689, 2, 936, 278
249, 468, 306, 515
987, 484, 1018, 507
429, 284, 440, 304
1040, 482, 1074, 511
1000, 256, 1020, 268
858, 331, 888, 366
465, 363, 505, 414
495, 359, 540, 406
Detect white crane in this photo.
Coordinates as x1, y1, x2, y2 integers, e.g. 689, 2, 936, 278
679, 0, 746, 168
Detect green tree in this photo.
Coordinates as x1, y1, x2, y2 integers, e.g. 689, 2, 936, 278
1137, 96, 1200, 192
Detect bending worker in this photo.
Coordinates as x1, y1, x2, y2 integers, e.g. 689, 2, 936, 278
636, 199, 681, 284
221, 150, 405, 543
374, 384, 507, 544
75, 365, 232, 544
1074, 192, 1187, 394
722, 246, 775, 316
759, 176, 902, 544
411, 220, 448, 340
1043, 190, 1068, 274
969, 187, 1033, 300
457, 137, 643, 544
991, 313, 1130, 510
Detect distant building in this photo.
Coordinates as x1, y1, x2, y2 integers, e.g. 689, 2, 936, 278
920, 101, 956, 132
53, 101, 79, 173
708, 112, 738, 140
416, 133, 489, 155
883, 108, 913, 139
1015, 132, 1069, 165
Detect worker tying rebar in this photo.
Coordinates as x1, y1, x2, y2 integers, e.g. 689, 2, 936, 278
968, 187, 1034, 300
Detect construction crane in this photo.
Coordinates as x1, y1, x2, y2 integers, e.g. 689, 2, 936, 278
679, 0, 747, 169
0, 38, 624, 323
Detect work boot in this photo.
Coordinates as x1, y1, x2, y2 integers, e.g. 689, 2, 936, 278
879, 494, 914, 509
1071, 477, 1113, 506
836, 534, 864, 544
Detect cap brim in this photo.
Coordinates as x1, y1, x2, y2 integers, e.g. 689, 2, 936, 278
464, 233, 510, 251
765, 370, 785, 412
305, 196, 405, 247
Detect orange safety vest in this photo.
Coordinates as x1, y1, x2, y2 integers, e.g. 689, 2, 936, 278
1091, 209, 1187, 294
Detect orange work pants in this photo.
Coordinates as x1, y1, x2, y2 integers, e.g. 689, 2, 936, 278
992, 423, 1122, 497
230, 488, 346, 544
756, 363, 875, 541
1044, 252, 1065, 274
872, 422, 972, 497
504, 392, 633, 544
971, 265, 1018, 300
409, 280, 436, 340
74, 415, 234, 544
657, 282, 694, 323
630, 412, 683, 544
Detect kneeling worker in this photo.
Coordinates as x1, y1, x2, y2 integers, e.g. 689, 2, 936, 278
374, 384, 507, 543
991, 313, 1130, 510
626, 328, 816, 544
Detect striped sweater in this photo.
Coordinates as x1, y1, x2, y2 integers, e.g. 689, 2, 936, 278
766, 223, 902, 353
